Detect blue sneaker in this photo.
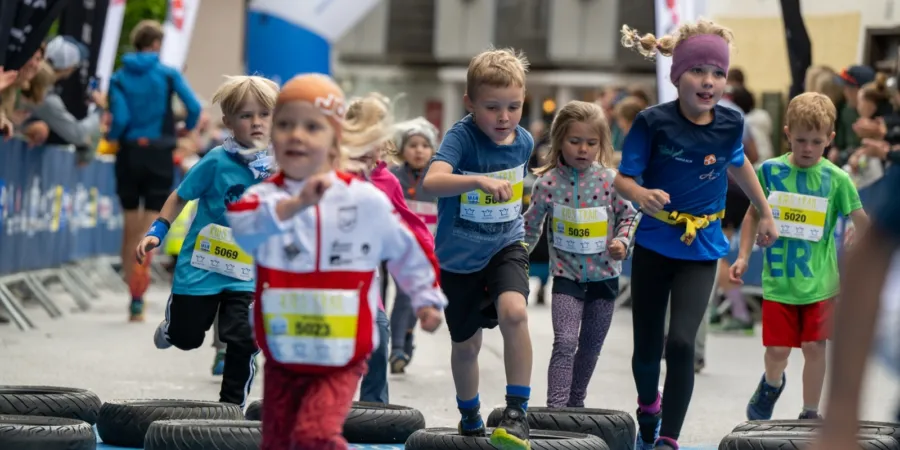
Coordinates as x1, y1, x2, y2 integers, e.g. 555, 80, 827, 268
211, 349, 226, 376
746, 373, 785, 420
635, 407, 661, 450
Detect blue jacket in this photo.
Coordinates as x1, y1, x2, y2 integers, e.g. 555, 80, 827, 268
108, 52, 201, 141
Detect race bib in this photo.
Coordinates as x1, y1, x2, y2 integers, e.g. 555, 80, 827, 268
407, 200, 438, 235
261, 288, 360, 367
459, 164, 525, 224
551, 205, 608, 254
768, 191, 828, 242
191, 224, 255, 280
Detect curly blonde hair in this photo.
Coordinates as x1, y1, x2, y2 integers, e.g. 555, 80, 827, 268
620, 18, 735, 59
534, 101, 614, 176
340, 92, 398, 171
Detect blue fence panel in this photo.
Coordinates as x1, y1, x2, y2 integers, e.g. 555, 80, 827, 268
0, 140, 123, 276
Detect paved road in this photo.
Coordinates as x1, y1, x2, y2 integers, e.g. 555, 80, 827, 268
2, 277, 898, 449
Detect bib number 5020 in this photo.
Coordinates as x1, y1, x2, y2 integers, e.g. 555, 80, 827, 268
214, 247, 239, 260
568, 227, 590, 237
784, 212, 807, 223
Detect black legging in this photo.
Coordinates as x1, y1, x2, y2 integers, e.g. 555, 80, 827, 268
630, 244, 717, 441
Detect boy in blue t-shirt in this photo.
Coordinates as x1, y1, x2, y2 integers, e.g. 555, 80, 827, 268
135, 76, 279, 407
422, 48, 535, 450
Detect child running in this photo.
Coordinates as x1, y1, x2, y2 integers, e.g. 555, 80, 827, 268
340, 93, 435, 403
135, 75, 279, 407
224, 73, 445, 450
616, 20, 779, 450
422, 48, 534, 450
522, 100, 637, 409
730, 92, 869, 421
389, 116, 441, 373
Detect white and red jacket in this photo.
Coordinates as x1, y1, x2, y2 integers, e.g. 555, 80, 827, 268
225, 170, 446, 375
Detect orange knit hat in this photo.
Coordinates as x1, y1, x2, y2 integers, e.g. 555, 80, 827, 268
277, 73, 347, 137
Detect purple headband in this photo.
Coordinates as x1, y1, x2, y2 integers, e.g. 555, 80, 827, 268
669, 34, 730, 84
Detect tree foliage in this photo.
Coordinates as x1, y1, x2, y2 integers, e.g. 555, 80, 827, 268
115, 0, 168, 68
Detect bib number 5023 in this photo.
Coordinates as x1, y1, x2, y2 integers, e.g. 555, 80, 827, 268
568, 227, 590, 237
214, 247, 239, 260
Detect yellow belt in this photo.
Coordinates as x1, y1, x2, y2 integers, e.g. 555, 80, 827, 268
651, 209, 726, 246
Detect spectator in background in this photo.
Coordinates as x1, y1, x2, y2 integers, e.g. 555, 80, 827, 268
831, 65, 876, 165
612, 96, 644, 167
107, 19, 202, 322
25, 36, 106, 164
727, 67, 745, 88
730, 86, 774, 166
1, 47, 48, 143
627, 85, 652, 109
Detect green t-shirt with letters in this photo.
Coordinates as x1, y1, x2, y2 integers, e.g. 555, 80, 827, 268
756, 154, 862, 305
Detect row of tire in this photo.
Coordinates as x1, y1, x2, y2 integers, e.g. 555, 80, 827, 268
2, 385, 900, 449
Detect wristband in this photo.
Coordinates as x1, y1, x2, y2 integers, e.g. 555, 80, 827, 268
146, 217, 171, 241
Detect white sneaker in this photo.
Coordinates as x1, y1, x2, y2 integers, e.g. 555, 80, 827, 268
154, 320, 172, 349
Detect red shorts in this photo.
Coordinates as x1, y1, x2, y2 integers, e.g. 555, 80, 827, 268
762, 299, 834, 348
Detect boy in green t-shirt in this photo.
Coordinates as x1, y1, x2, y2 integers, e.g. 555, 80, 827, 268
730, 92, 870, 421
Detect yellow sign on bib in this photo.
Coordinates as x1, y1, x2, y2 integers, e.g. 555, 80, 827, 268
459, 163, 525, 223
551, 205, 609, 254
261, 288, 360, 366
191, 224, 255, 280
768, 191, 828, 242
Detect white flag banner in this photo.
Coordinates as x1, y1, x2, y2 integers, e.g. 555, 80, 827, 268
249, 0, 381, 43
96, 0, 127, 91
160, 0, 202, 71
654, 0, 707, 103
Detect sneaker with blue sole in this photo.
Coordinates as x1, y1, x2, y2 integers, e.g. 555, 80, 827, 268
635, 408, 661, 450
746, 373, 785, 420
211, 349, 226, 376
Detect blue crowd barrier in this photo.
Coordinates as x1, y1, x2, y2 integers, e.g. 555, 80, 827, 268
620, 182, 876, 288
0, 140, 123, 276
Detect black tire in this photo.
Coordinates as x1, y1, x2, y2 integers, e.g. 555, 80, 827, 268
243, 400, 426, 443
344, 401, 427, 443
487, 406, 635, 450
244, 400, 261, 421
718, 431, 900, 449
733, 420, 900, 442
145, 420, 261, 450
96, 399, 244, 448
405, 427, 608, 450
0, 386, 102, 424
0, 414, 96, 450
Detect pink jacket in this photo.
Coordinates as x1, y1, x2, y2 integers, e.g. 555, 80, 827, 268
358, 162, 437, 310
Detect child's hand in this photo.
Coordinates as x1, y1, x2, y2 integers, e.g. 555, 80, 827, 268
729, 258, 748, 285
636, 188, 670, 215
478, 176, 512, 202
136, 236, 160, 264
297, 173, 332, 208
756, 215, 779, 247
416, 306, 443, 333
607, 239, 626, 260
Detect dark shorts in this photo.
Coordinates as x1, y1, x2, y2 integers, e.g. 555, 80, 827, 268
723, 181, 751, 229
115, 140, 175, 211
440, 243, 530, 343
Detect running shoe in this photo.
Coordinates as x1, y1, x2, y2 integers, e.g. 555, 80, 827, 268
211, 349, 226, 376
635, 407, 661, 450
457, 405, 486, 437
746, 373, 785, 420
654, 436, 679, 449
389, 352, 409, 374
490, 406, 530, 450
129, 299, 145, 322
798, 410, 822, 420
153, 319, 172, 349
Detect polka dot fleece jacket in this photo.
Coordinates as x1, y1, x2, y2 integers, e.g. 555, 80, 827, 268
523, 161, 638, 282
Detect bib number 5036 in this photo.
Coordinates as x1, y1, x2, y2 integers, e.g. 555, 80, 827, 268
568, 227, 590, 237
214, 247, 239, 260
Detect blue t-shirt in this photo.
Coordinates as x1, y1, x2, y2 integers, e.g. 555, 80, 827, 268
172, 147, 263, 295
871, 164, 900, 240
430, 114, 534, 273
619, 100, 746, 261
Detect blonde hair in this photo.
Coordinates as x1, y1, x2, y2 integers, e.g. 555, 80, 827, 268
131, 20, 164, 50
614, 96, 645, 124
785, 92, 837, 133
804, 66, 843, 107
340, 92, 397, 171
211, 75, 279, 117
466, 47, 530, 99
860, 72, 891, 105
535, 101, 614, 176
620, 18, 735, 59
21, 61, 55, 103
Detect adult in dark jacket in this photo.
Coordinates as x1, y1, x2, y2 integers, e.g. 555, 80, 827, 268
107, 19, 201, 321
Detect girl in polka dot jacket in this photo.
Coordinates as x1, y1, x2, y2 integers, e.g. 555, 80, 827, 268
522, 100, 638, 409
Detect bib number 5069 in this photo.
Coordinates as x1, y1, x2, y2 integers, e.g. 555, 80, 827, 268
214, 247, 239, 260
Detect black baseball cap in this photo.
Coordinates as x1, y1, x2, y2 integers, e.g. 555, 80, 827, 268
836, 65, 876, 88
